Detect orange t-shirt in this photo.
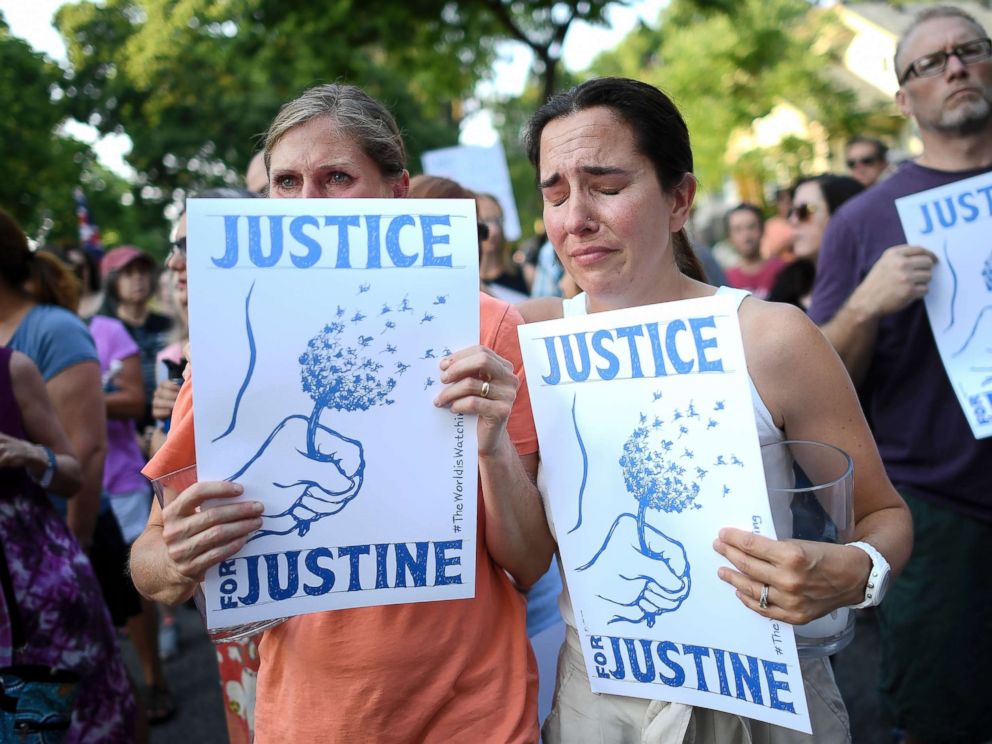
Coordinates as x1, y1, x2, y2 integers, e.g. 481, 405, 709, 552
144, 293, 540, 743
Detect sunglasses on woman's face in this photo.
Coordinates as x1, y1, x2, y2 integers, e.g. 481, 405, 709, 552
789, 203, 818, 223
846, 155, 881, 169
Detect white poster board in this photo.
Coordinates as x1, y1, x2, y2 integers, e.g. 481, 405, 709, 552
186, 198, 480, 629
422, 142, 522, 240
896, 172, 992, 439
518, 295, 810, 733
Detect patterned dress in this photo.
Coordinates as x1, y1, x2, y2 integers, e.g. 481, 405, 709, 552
0, 347, 135, 742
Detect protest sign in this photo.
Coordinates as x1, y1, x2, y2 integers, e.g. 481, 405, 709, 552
185, 198, 480, 630
896, 172, 992, 439
422, 142, 522, 240
518, 295, 810, 733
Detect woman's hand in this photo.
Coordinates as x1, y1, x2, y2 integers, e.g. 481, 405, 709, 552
159, 481, 264, 595
433, 345, 518, 457
713, 527, 870, 625
152, 379, 182, 421
0, 432, 49, 472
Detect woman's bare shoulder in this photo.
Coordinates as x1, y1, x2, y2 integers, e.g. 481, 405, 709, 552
517, 297, 564, 324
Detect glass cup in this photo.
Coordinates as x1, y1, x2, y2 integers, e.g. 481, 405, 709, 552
149, 464, 287, 643
760, 439, 855, 658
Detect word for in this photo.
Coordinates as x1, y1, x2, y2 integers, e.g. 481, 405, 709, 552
915, 183, 992, 234
540, 317, 723, 385
588, 634, 796, 713
216, 540, 463, 609
211, 214, 458, 269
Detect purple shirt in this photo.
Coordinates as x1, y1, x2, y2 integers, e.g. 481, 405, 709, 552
809, 161, 992, 521
89, 316, 148, 495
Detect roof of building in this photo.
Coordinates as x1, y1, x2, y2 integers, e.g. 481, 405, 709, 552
842, 2, 992, 38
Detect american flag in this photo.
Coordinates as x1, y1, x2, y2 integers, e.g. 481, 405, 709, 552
74, 187, 103, 255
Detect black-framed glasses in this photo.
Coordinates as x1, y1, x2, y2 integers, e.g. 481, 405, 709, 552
846, 155, 881, 169
788, 203, 818, 223
898, 37, 992, 85
169, 236, 187, 259
477, 222, 490, 242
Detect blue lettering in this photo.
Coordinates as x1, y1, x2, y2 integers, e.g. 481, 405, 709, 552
682, 644, 710, 692
979, 185, 992, 214
238, 554, 261, 606
933, 197, 956, 229
394, 542, 429, 587
264, 550, 300, 601
591, 330, 620, 380
337, 544, 370, 591
712, 648, 732, 697
541, 337, 561, 385
730, 651, 763, 704
218, 559, 237, 577
562, 333, 592, 381
958, 192, 980, 222
646, 322, 668, 376
918, 203, 935, 235
623, 638, 656, 683
303, 547, 336, 596
656, 641, 685, 687
666, 321, 694, 374
434, 540, 463, 586
248, 215, 283, 267
386, 214, 417, 267
215, 215, 240, 268
375, 543, 389, 589
421, 215, 453, 267
289, 216, 321, 268
323, 215, 361, 269
365, 215, 382, 268
762, 660, 796, 713
690, 316, 724, 372
615, 326, 645, 377
607, 636, 627, 680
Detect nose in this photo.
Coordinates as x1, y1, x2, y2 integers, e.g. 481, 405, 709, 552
562, 195, 597, 236
300, 178, 322, 199
166, 249, 185, 272
945, 50, 969, 78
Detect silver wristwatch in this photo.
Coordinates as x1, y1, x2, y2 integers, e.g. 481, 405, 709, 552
847, 541, 891, 609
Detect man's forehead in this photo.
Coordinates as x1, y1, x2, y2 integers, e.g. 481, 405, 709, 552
901, 16, 986, 61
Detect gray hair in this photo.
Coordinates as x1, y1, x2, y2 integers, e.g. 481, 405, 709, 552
894, 6, 987, 81
262, 84, 407, 180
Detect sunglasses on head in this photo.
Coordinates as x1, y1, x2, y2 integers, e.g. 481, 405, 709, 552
788, 203, 818, 223
847, 155, 881, 169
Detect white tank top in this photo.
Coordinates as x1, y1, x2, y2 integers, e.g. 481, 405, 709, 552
538, 287, 790, 628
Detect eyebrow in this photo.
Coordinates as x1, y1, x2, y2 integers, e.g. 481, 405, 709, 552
538, 165, 631, 190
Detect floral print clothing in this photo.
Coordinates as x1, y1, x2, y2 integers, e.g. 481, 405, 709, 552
0, 347, 135, 742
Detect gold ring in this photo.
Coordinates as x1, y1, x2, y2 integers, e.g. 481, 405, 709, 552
480, 380, 491, 399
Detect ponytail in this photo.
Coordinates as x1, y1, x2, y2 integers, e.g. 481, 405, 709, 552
672, 229, 705, 282
28, 252, 81, 312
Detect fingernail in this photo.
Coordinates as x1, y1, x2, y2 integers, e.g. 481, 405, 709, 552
232, 483, 244, 495
252, 502, 264, 514
440, 358, 450, 369
252, 517, 263, 528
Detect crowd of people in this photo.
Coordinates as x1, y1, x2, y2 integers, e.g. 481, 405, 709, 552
0, 4, 990, 743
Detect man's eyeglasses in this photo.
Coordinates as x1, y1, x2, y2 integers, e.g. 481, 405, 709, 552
898, 37, 992, 85
169, 237, 187, 259
846, 155, 882, 169
788, 203, 818, 223
477, 223, 490, 242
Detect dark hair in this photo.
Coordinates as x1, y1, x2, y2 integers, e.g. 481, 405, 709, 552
794, 174, 864, 216
725, 203, 764, 232
0, 210, 81, 310
768, 258, 817, 309
846, 135, 888, 162
523, 77, 704, 282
